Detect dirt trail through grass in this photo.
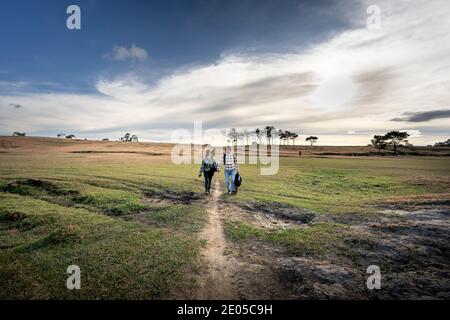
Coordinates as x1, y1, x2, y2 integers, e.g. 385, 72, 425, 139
194, 180, 238, 299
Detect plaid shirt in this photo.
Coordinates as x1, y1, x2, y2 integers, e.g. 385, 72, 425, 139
222, 152, 239, 171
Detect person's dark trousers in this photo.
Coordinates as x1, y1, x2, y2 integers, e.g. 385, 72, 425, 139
203, 170, 214, 193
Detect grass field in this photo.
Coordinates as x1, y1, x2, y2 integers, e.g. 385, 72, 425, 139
225, 157, 449, 258
235, 156, 449, 213
0, 139, 207, 299
0, 137, 449, 299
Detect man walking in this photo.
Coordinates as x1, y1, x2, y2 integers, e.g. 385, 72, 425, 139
222, 145, 239, 194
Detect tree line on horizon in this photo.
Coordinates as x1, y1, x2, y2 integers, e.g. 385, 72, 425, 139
226, 126, 318, 147
8, 130, 450, 149
226, 127, 450, 152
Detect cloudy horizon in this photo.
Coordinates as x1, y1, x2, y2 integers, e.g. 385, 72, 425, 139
1, 0, 449, 146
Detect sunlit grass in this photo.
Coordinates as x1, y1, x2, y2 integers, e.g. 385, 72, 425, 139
0, 153, 206, 299
233, 157, 450, 214
0, 148, 449, 298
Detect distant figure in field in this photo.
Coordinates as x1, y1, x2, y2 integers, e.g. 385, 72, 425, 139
299, 150, 302, 157
222, 145, 239, 195
198, 149, 219, 195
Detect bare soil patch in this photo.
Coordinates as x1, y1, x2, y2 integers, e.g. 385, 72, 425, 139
299, 200, 450, 299
225, 197, 450, 299
1, 179, 79, 197
218, 199, 296, 299
143, 189, 200, 205
237, 201, 316, 224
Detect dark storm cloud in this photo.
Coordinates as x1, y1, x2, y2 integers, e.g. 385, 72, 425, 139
391, 109, 450, 122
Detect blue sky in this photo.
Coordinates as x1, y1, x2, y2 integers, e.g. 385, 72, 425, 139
0, 0, 449, 145
0, 0, 346, 93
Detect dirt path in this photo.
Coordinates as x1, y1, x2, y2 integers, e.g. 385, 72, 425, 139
193, 180, 238, 299
191, 180, 290, 300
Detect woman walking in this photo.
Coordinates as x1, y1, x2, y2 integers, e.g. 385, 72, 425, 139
198, 149, 219, 195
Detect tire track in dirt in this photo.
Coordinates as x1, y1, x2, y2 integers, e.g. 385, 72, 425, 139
193, 180, 238, 299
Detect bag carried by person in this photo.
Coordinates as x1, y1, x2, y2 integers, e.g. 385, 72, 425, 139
234, 172, 242, 189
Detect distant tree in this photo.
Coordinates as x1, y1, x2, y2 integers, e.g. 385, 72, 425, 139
66, 134, 76, 139
130, 135, 139, 142
264, 126, 275, 146
255, 128, 262, 144
278, 130, 287, 145
434, 139, 450, 147
384, 131, 410, 154
119, 133, 138, 142
371, 135, 388, 153
290, 132, 299, 146
57, 133, 66, 138
276, 130, 298, 146
227, 128, 238, 146
120, 133, 131, 142
243, 129, 251, 146
12, 132, 25, 137
285, 131, 292, 146
305, 136, 318, 147
102, 138, 109, 142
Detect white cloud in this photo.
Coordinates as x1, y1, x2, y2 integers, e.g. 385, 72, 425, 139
104, 44, 148, 62
1, 0, 450, 145
404, 129, 422, 138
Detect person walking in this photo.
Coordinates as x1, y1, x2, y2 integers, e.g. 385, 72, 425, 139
198, 149, 219, 195
222, 145, 239, 194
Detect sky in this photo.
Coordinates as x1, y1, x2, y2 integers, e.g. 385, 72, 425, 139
0, 0, 449, 145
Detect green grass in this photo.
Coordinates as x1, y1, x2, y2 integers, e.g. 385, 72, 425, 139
0, 193, 202, 299
0, 153, 206, 299
224, 220, 343, 255
0, 148, 449, 299
232, 157, 450, 214
144, 204, 206, 233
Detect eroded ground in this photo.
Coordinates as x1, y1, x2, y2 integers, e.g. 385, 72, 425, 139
219, 195, 450, 299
